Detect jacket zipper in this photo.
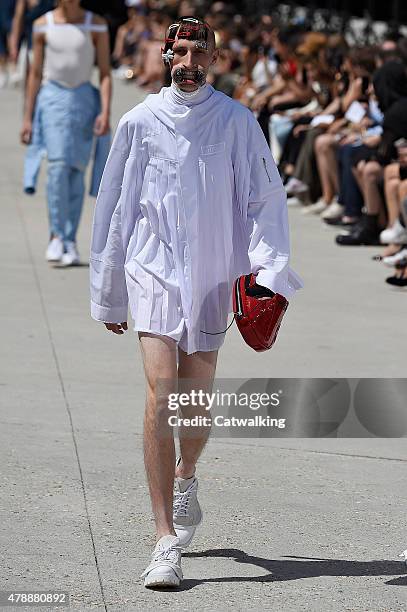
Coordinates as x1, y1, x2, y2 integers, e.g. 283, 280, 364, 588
262, 157, 271, 183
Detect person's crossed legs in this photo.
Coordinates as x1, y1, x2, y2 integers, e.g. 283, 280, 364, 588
138, 331, 218, 587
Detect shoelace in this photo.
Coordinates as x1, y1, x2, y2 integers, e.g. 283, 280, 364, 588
153, 543, 180, 563
173, 489, 192, 517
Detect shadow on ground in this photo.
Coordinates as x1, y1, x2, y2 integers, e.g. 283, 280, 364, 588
51, 262, 90, 269
151, 548, 407, 592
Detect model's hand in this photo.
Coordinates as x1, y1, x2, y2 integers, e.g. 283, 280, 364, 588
246, 282, 275, 300
20, 119, 32, 145
93, 113, 110, 136
104, 322, 128, 334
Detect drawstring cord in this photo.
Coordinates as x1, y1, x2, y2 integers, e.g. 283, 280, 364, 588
200, 313, 237, 335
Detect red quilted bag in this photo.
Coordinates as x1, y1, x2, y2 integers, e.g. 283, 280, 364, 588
232, 273, 289, 352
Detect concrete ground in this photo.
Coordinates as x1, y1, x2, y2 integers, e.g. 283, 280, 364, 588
1, 79, 406, 612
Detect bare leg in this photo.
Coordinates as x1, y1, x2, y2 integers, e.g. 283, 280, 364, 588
362, 161, 386, 227
399, 180, 407, 226
384, 163, 401, 227
353, 160, 365, 194
315, 133, 339, 203
139, 332, 178, 541
175, 348, 219, 479
378, 175, 405, 254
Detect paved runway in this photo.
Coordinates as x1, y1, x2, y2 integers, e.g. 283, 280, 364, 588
1, 80, 406, 611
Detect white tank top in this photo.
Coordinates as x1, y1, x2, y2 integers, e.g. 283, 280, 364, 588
34, 11, 107, 89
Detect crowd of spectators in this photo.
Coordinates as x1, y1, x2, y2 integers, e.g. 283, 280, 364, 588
2, 0, 407, 286
111, 1, 407, 287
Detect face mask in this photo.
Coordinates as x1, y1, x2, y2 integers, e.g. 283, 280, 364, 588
172, 67, 206, 87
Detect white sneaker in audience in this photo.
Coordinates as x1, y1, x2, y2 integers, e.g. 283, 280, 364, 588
285, 177, 309, 195
112, 65, 132, 80
383, 248, 407, 267
302, 199, 328, 215
380, 219, 407, 245
46, 236, 64, 262
286, 196, 302, 206
320, 201, 344, 220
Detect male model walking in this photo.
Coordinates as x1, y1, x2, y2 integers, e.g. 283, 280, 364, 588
90, 16, 303, 588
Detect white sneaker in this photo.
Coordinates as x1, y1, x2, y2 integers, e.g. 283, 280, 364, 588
320, 201, 345, 220
302, 199, 328, 215
286, 196, 302, 206
380, 219, 407, 245
61, 241, 80, 266
399, 549, 407, 566
46, 237, 64, 262
141, 535, 182, 588
383, 248, 407, 267
173, 475, 202, 548
285, 177, 309, 195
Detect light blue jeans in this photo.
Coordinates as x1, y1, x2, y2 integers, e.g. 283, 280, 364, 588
46, 161, 85, 243
24, 80, 110, 246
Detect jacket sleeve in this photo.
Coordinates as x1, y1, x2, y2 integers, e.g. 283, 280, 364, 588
90, 115, 140, 323
245, 112, 303, 299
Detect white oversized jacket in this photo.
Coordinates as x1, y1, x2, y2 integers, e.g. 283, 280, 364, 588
90, 83, 303, 354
